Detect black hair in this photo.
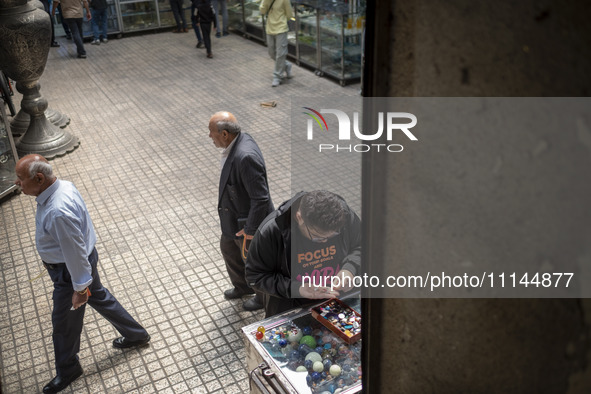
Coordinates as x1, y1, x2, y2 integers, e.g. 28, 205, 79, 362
299, 190, 348, 232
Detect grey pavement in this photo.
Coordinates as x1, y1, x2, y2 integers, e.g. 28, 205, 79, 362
0, 29, 359, 393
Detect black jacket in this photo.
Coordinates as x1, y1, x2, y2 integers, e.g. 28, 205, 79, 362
218, 132, 273, 238
245, 191, 362, 316
192, 0, 217, 26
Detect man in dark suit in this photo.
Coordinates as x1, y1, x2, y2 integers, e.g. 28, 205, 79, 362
208, 111, 273, 311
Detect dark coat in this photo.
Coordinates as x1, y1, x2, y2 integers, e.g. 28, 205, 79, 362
192, 0, 217, 26
218, 132, 273, 238
245, 191, 362, 317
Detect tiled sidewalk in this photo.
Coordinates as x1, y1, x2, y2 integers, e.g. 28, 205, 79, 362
0, 29, 359, 393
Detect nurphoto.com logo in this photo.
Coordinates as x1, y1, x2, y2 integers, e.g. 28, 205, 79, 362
303, 107, 418, 153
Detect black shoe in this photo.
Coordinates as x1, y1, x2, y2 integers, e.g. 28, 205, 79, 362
243, 296, 264, 311
51, 41, 60, 47
65, 35, 72, 40
215, 32, 221, 38
113, 335, 151, 349
77, 54, 87, 59
224, 287, 254, 300
43, 366, 83, 393
223, 31, 229, 36
196, 41, 204, 48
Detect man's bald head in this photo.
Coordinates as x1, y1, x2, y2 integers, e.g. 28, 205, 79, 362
208, 111, 241, 148
15, 154, 56, 196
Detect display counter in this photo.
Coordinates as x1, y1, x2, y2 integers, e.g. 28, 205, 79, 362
0, 104, 19, 200
242, 297, 362, 394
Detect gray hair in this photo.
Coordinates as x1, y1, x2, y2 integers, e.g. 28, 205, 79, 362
28, 160, 53, 179
216, 120, 241, 135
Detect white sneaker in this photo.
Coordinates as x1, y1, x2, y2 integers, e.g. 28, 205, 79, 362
285, 63, 293, 79
101, 38, 108, 43
91, 39, 100, 45
272, 79, 280, 87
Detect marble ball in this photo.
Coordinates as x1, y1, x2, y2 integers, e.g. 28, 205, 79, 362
313, 361, 324, 372
329, 364, 342, 377
305, 351, 323, 363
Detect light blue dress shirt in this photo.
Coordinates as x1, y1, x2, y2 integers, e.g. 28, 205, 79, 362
36, 179, 96, 291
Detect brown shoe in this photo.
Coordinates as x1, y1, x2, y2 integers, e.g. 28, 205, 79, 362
172, 28, 181, 33
182, 28, 189, 33
207, 53, 213, 58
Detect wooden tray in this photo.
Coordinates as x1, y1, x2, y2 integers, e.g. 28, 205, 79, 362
310, 298, 361, 344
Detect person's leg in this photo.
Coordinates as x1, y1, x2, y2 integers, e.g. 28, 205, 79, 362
90, 9, 100, 41
100, 8, 109, 40
170, 0, 182, 31
274, 32, 289, 81
212, 0, 221, 37
86, 248, 149, 341
179, 0, 187, 30
65, 18, 85, 56
58, 4, 71, 38
46, 264, 85, 377
220, 234, 253, 292
220, 0, 228, 35
201, 22, 212, 55
191, 5, 204, 46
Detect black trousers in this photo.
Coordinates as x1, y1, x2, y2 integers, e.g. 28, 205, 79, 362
45, 248, 148, 377
220, 234, 262, 302
199, 22, 212, 54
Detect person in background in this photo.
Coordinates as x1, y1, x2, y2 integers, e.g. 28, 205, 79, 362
206, 111, 273, 311
190, 0, 205, 48
90, 0, 109, 45
170, 0, 189, 33
246, 190, 361, 318
57, 3, 72, 40
52, 0, 92, 58
43, 0, 60, 47
193, 0, 217, 58
260, 0, 293, 87
212, 0, 228, 37
14, 155, 150, 394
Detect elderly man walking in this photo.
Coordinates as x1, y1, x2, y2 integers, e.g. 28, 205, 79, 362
15, 155, 150, 393
207, 111, 273, 311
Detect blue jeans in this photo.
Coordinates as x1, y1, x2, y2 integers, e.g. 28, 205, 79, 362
212, 0, 228, 34
91, 8, 108, 40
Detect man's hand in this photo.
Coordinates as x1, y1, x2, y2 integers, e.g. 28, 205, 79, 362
235, 229, 254, 240
72, 288, 89, 309
331, 269, 355, 292
299, 284, 340, 299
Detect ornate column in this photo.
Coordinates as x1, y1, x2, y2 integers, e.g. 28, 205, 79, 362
0, 0, 79, 158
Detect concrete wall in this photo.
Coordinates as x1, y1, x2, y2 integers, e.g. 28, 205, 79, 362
365, 0, 591, 392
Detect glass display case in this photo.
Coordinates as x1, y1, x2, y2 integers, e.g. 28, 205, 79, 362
242, 297, 362, 394
157, 0, 194, 29
227, 0, 245, 35
0, 105, 19, 200
119, 0, 159, 32
243, 0, 265, 42
293, 3, 318, 69
317, 6, 363, 86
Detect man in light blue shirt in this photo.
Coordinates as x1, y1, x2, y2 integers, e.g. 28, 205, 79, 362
15, 154, 151, 394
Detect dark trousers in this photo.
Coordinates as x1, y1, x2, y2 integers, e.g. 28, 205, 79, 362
200, 22, 212, 54
220, 234, 261, 300
64, 18, 85, 55
58, 4, 71, 36
190, 5, 203, 43
170, 0, 186, 29
45, 248, 148, 377
41, 0, 56, 43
